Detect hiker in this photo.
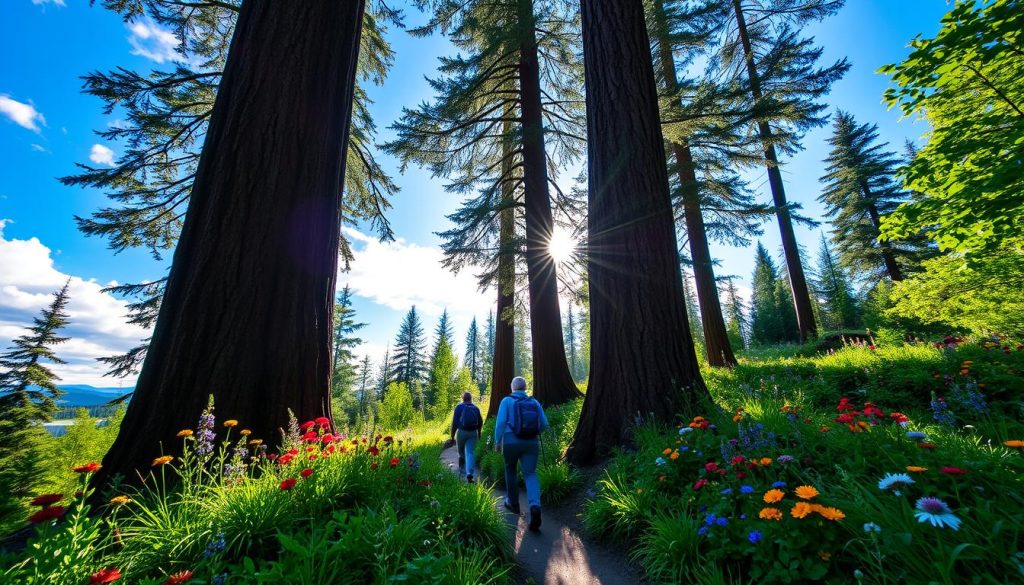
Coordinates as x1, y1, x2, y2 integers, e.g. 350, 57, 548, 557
494, 376, 549, 531
450, 391, 483, 483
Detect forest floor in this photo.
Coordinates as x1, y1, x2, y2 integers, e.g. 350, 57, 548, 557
440, 445, 644, 585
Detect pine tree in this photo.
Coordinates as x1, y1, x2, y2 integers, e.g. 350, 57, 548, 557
0, 282, 71, 524
463, 317, 482, 389
480, 310, 495, 394
682, 270, 706, 347
820, 111, 931, 281
95, 1, 370, 485
391, 306, 428, 391
564, 304, 582, 382
332, 286, 366, 424
427, 337, 460, 419
433, 309, 455, 356
721, 0, 849, 341
356, 355, 373, 424
750, 242, 786, 345
813, 233, 860, 330
719, 276, 749, 349
63, 1, 400, 377
375, 345, 391, 401
568, 0, 708, 465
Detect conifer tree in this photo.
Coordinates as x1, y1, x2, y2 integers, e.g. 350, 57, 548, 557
391, 306, 428, 390
721, 0, 849, 341
332, 286, 366, 410
356, 355, 374, 424
481, 310, 495, 394
719, 276, 749, 349
432, 309, 455, 356
376, 345, 391, 400
427, 337, 460, 418
463, 317, 482, 389
0, 283, 71, 524
95, 1, 371, 485
813, 233, 860, 330
568, 0, 708, 464
750, 242, 786, 344
64, 1, 400, 377
513, 311, 532, 380
564, 304, 582, 383
819, 111, 930, 281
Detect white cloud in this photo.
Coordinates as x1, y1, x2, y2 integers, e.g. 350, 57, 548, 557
30, 143, 49, 153
0, 219, 148, 386
32, 0, 67, 6
127, 20, 182, 63
0, 95, 45, 132
89, 144, 116, 167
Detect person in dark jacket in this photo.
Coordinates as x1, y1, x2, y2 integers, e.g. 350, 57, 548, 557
450, 392, 482, 483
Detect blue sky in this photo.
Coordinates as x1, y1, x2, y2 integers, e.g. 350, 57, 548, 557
0, 0, 951, 385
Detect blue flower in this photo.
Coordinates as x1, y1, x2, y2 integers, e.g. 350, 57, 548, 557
655, 457, 667, 466
748, 530, 763, 544
739, 485, 755, 494
716, 516, 729, 527
697, 526, 709, 536
720, 488, 733, 495
704, 513, 717, 526
863, 522, 881, 533
914, 497, 961, 530
771, 481, 787, 489
678, 445, 689, 452
878, 473, 915, 491
679, 427, 694, 435
776, 455, 794, 464
905, 431, 927, 441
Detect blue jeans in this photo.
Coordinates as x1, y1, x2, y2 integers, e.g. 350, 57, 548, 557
456, 429, 478, 476
501, 434, 540, 509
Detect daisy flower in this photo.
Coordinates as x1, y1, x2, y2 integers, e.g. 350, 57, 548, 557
763, 489, 785, 504
759, 507, 783, 521
878, 473, 914, 491
795, 485, 819, 500
913, 497, 961, 530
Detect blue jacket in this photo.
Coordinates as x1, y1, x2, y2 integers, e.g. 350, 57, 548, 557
451, 402, 481, 434
494, 390, 550, 443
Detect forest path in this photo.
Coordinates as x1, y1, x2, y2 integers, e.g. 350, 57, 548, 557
440, 445, 643, 585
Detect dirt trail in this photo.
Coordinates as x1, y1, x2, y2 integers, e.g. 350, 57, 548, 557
440, 446, 643, 585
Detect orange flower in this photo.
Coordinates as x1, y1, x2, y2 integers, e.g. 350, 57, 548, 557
759, 507, 783, 521
814, 505, 845, 521
88, 567, 122, 584
165, 571, 194, 584
759, 457, 772, 466
1004, 440, 1024, 448
109, 495, 132, 506
791, 501, 815, 519
657, 475, 666, 482
152, 456, 174, 467
795, 485, 819, 500
820, 426, 831, 433
662, 448, 672, 456
732, 414, 743, 422
906, 466, 928, 473
240, 429, 252, 437
763, 489, 785, 504
669, 451, 679, 460
224, 420, 238, 428
249, 439, 263, 446
73, 463, 102, 474
176, 429, 193, 438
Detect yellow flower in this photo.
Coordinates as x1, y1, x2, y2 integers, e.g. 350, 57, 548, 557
176, 429, 193, 438
906, 465, 928, 473
791, 501, 815, 519
759, 457, 772, 466
669, 451, 679, 460
759, 507, 783, 521
663, 448, 672, 456
224, 420, 239, 428
795, 485, 819, 500
240, 429, 252, 437
1004, 440, 1024, 448
814, 506, 845, 521
763, 489, 785, 504
249, 439, 263, 446
109, 495, 132, 506
151, 455, 174, 467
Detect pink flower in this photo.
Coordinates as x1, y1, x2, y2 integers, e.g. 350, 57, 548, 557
693, 479, 708, 490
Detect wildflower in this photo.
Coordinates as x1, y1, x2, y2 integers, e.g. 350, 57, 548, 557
240, 429, 251, 437
109, 495, 132, 506
697, 526, 709, 536
662, 448, 672, 456
370, 462, 379, 470
30, 494, 62, 507
390, 457, 400, 468
28, 506, 66, 523
299, 467, 314, 478
917, 443, 937, 450
678, 445, 689, 452
302, 431, 318, 443
906, 431, 927, 440
321, 433, 335, 444
176, 429, 193, 438
763, 489, 785, 504
878, 473, 914, 491
720, 488, 733, 495
716, 516, 728, 527
759, 507, 783, 521
204, 533, 226, 558
279, 478, 297, 491
863, 522, 881, 533
818, 551, 832, 562
693, 479, 708, 490
382, 435, 394, 443
300, 421, 316, 431
679, 427, 693, 435
223, 420, 238, 428
74, 462, 101, 474
740, 485, 755, 495
776, 455, 794, 464
88, 568, 122, 584
152, 456, 174, 467
249, 439, 263, 446
913, 497, 961, 530
669, 451, 679, 460
760, 457, 773, 466
704, 462, 719, 473
165, 571, 194, 584
820, 426, 831, 433
655, 457, 667, 466
315, 416, 331, 428
730, 455, 746, 465
748, 530, 763, 544
815, 506, 845, 521
791, 502, 815, 519
941, 467, 966, 475
368, 446, 380, 456
1003, 440, 1024, 448
795, 485, 819, 500
906, 466, 928, 473
771, 481, 787, 489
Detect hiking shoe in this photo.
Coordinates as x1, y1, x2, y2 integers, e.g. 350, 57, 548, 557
466, 474, 474, 484
529, 506, 542, 531
503, 498, 520, 514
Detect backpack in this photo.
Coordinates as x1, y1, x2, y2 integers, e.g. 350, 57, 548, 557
511, 396, 542, 439
459, 404, 482, 431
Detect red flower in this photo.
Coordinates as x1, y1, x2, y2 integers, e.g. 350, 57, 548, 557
834, 413, 853, 424
30, 493, 63, 507
302, 431, 318, 443
321, 433, 335, 444
300, 421, 316, 431
89, 568, 122, 584
314, 416, 331, 428
279, 478, 297, 491
368, 446, 380, 456
268, 453, 279, 461
389, 457, 400, 468
383, 435, 394, 443
165, 570, 194, 584
918, 443, 937, 450
890, 412, 909, 424
326, 445, 336, 454
370, 462, 379, 470
308, 454, 318, 461
693, 479, 708, 490
288, 448, 299, 456
941, 466, 966, 475
278, 454, 294, 466
361, 438, 368, 444
300, 468, 314, 478
736, 471, 748, 480
730, 455, 746, 466
704, 462, 719, 473
28, 506, 66, 523
73, 462, 102, 474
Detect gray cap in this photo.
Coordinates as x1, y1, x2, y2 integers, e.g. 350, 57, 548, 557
511, 376, 527, 391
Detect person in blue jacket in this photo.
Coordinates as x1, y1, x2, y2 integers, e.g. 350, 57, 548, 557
450, 392, 483, 483
493, 376, 549, 531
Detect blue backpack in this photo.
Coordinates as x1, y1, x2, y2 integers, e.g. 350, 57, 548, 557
459, 404, 482, 431
511, 396, 542, 439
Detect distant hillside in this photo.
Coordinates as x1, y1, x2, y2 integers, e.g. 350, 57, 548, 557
57, 385, 132, 407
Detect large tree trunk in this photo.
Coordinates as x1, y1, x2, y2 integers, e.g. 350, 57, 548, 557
651, 0, 737, 367
516, 0, 581, 406
568, 0, 709, 466
860, 181, 904, 281
487, 144, 517, 419
732, 0, 817, 342
95, 1, 366, 487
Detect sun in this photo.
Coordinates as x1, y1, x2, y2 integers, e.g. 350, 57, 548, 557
547, 228, 576, 264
